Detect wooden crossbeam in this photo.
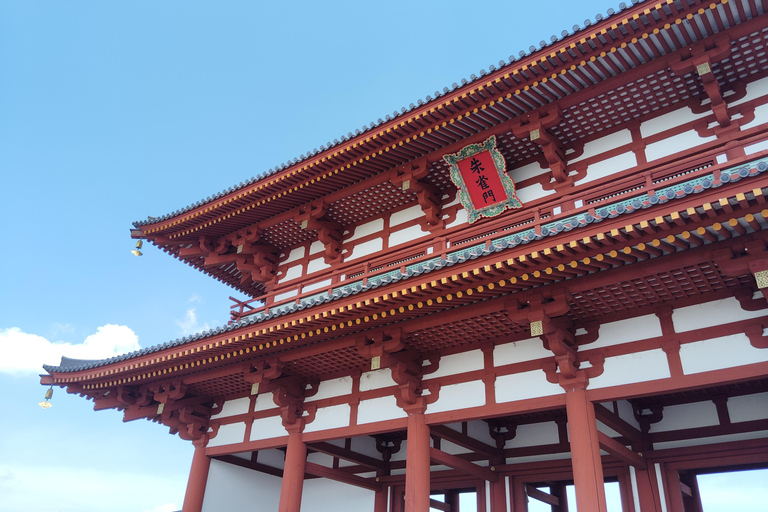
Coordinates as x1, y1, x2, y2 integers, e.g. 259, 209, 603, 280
430, 425, 500, 460
308, 441, 386, 471
429, 447, 498, 482
304, 461, 382, 491
594, 403, 643, 445
214, 454, 285, 479
429, 499, 451, 512
597, 431, 646, 469
525, 485, 560, 506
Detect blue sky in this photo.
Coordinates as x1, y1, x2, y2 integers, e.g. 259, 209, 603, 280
1, 1, 765, 511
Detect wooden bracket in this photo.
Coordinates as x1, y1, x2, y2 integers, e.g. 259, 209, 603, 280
391, 158, 445, 230
296, 201, 344, 264
512, 107, 569, 185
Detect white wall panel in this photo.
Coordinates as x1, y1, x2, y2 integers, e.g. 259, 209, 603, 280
303, 478, 376, 512
515, 183, 554, 204
728, 75, 768, 106
727, 392, 768, 423
357, 395, 406, 424
280, 264, 303, 282
640, 108, 710, 137
359, 368, 396, 391
586, 314, 663, 349
495, 370, 563, 402
652, 431, 768, 451
508, 422, 560, 448
672, 297, 767, 332
651, 401, 719, 432
202, 459, 281, 512
309, 240, 325, 255
274, 289, 298, 302
494, 337, 551, 366
306, 376, 354, 402
208, 422, 246, 448
510, 161, 548, 181
741, 103, 768, 131
389, 225, 426, 247
303, 278, 332, 293
304, 404, 351, 433
680, 333, 768, 374
579, 151, 638, 184
346, 238, 384, 261
428, 380, 486, 414
570, 129, 633, 163
390, 204, 422, 227
250, 415, 286, 442
212, 397, 251, 419
645, 130, 716, 161
306, 257, 330, 273
589, 349, 670, 389
425, 349, 484, 380
347, 218, 384, 242
445, 208, 468, 228
283, 246, 306, 265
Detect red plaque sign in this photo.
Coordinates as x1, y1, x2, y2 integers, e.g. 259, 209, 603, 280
443, 136, 522, 223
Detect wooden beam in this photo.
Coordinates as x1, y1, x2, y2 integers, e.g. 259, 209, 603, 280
429, 447, 498, 482
429, 499, 451, 512
308, 441, 387, 471
597, 431, 647, 469
594, 403, 643, 445
525, 485, 560, 506
214, 454, 285, 479
430, 425, 500, 460
304, 461, 382, 492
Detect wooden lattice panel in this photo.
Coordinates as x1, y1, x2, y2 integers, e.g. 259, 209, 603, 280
261, 219, 316, 248
406, 311, 524, 353
188, 372, 251, 398
714, 28, 768, 88
284, 345, 369, 380
327, 181, 415, 225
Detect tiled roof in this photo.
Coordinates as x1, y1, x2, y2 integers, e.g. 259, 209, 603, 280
132, 0, 646, 228
45, 157, 768, 373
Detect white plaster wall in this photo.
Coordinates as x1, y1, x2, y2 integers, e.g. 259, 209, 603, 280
202, 459, 282, 512
274, 289, 298, 302
589, 349, 670, 389
347, 218, 384, 242
445, 208, 468, 228
515, 183, 554, 204
359, 368, 396, 391
425, 349, 484, 380
257, 448, 287, 470
306, 376, 354, 402
254, 392, 276, 412
212, 397, 251, 419
508, 422, 560, 448
639, 107, 710, 137
495, 370, 563, 403
579, 151, 638, 185
307, 257, 330, 273
652, 430, 768, 451
672, 297, 767, 332
438, 439, 472, 455
250, 415, 286, 442
494, 337, 551, 366
303, 278, 332, 293
309, 240, 325, 255
306, 451, 335, 466
283, 246, 306, 265
727, 392, 768, 423
390, 204, 422, 227
616, 400, 641, 429
741, 103, 768, 131
679, 332, 768, 374
728, 75, 768, 107
351, 436, 384, 460
745, 138, 768, 155
510, 161, 548, 181
304, 403, 351, 433
280, 264, 303, 282
357, 395, 406, 424
650, 401, 719, 432
346, 238, 384, 260
208, 422, 246, 448
389, 225, 426, 247
586, 314, 663, 350
570, 129, 633, 163
466, 419, 497, 446
428, 380, 486, 414
644, 130, 716, 161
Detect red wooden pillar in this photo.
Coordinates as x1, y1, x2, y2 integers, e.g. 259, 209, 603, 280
446, 490, 460, 512
563, 378, 608, 512
374, 486, 389, 512
182, 438, 211, 512
633, 466, 663, 512
489, 478, 508, 512
405, 410, 431, 512
278, 424, 308, 512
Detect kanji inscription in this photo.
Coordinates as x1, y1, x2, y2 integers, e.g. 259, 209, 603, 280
443, 135, 523, 223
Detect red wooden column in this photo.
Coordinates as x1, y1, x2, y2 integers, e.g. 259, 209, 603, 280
278, 422, 308, 512
563, 374, 608, 512
182, 438, 211, 512
404, 407, 431, 512
373, 486, 389, 512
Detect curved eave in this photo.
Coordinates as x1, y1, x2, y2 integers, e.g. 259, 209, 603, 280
133, 0, 742, 241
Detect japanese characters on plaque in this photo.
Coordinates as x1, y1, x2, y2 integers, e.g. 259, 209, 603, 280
442, 135, 523, 223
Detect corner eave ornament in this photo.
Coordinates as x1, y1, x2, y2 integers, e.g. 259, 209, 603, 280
443, 135, 522, 223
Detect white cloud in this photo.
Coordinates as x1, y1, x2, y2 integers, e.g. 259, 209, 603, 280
0, 325, 140, 375
175, 308, 210, 336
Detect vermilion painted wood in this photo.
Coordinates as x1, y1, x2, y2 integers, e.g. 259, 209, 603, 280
404, 412, 431, 512
277, 429, 307, 512
181, 440, 211, 512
